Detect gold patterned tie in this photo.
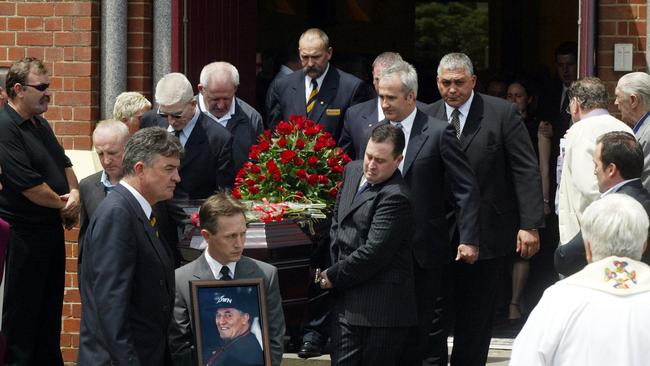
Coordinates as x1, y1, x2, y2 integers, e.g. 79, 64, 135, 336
451, 108, 461, 139
149, 214, 159, 237
306, 79, 318, 115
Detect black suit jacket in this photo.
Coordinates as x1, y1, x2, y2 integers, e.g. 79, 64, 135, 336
555, 179, 650, 276
327, 161, 416, 327
266, 66, 369, 141
223, 100, 264, 173
78, 184, 175, 365
141, 110, 235, 199
423, 93, 545, 259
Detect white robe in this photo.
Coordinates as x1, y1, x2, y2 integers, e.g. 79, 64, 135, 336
510, 256, 650, 366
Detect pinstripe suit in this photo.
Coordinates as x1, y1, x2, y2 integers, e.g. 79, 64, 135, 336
327, 160, 416, 365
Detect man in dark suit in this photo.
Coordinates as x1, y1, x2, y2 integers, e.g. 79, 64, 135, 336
78, 127, 182, 365
141, 72, 234, 199
318, 123, 415, 365
423, 52, 544, 366
266, 28, 370, 142
556, 131, 650, 276
169, 192, 285, 366
197, 61, 264, 173
78, 120, 183, 270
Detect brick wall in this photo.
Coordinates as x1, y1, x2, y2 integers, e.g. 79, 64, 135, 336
0, 1, 154, 364
598, 0, 647, 113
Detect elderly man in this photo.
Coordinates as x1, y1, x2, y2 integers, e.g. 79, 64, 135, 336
423, 52, 544, 366
614, 72, 650, 191
169, 192, 285, 366
267, 28, 369, 142
558, 77, 633, 245
79, 127, 182, 365
511, 193, 650, 366
197, 62, 264, 172
0, 57, 80, 365
318, 124, 415, 366
113, 91, 151, 135
142, 72, 234, 199
555, 131, 650, 276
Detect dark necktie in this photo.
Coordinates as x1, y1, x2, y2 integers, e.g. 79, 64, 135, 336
149, 213, 159, 237
354, 181, 370, 201
174, 129, 182, 138
220, 266, 232, 280
450, 108, 461, 139
560, 92, 569, 115
306, 79, 318, 115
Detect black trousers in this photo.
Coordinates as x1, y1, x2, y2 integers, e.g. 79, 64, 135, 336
428, 257, 505, 366
2, 224, 65, 366
331, 313, 408, 366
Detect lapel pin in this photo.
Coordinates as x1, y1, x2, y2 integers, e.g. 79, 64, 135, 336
320, 101, 324, 105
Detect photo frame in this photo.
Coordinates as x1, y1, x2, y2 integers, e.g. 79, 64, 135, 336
190, 278, 271, 366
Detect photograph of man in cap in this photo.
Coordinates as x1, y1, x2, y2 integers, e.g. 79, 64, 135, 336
203, 289, 263, 366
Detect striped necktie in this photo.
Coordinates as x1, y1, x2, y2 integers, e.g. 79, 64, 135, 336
306, 79, 318, 115
450, 108, 461, 139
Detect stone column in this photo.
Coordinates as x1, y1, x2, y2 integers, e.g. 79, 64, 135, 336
100, 0, 128, 119
153, 0, 172, 93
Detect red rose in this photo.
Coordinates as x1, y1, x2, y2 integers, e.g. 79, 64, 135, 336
250, 164, 261, 174
327, 157, 339, 167
276, 121, 293, 135
296, 169, 308, 179
307, 156, 319, 167
245, 178, 256, 186
318, 175, 329, 184
307, 174, 319, 185
328, 187, 338, 198
290, 115, 306, 124
266, 160, 279, 173
304, 126, 320, 136
341, 153, 352, 164
262, 130, 271, 140
295, 191, 305, 198
327, 138, 336, 148
258, 140, 270, 152
313, 142, 325, 152
294, 157, 304, 166
277, 137, 287, 148
295, 139, 305, 150
232, 187, 242, 199
304, 119, 315, 128
248, 146, 259, 160
272, 173, 281, 182
280, 150, 297, 164
249, 185, 260, 194
257, 174, 266, 182
331, 165, 344, 174
278, 186, 286, 192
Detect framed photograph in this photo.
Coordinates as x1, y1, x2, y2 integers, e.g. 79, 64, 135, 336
190, 278, 271, 366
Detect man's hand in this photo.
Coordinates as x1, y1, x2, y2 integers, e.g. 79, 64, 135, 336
538, 121, 553, 139
318, 269, 333, 289
456, 244, 479, 264
60, 189, 80, 229
517, 229, 540, 259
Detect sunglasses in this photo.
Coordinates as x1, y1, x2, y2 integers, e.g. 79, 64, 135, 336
157, 107, 185, 119
23, 83, 50, 92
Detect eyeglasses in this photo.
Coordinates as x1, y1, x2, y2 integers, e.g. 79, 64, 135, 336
23, 83, 50, 92
157, 106, 185, 119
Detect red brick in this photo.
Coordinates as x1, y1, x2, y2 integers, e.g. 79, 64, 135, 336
44, 47, 64, 62
54, 62, 92, 77
7, 17, 25, 31
72, 106, 96, 121
65, 258, 77, 272
629, 20, 647, 36
128, 2, 152, 17
60, 334, 72, 347
71, 303, 81, 318
618, 21, 628, 35
63, 77, 74, 91
61, 17, 73, 31
60, 137, 72, 149
25, 47, 45, 60
63, 288, 80, 303
598, 36, 639, 50
600, 5, 637, 20
0, 18, 6, 31
639, 5, 647, 19
638, 36, 647, 51
17, 32, 53, 46
54, 32, 93, 46
72, 136, 91, 150
0, 32, 15, 46
63, 47, 74, 61
62, 106, 73, 119
74, 17, 93, 31
44, 17, 62, 31
597, 52, 614, 67
599, 21, 616, 35
62, 317, 80, 333
71, 333, 80, 347
26, 17, 43, 31
55, 2, 93, 16
61, 348, 78, 363
128, 47, 152, 63
74, 47, 92, 61
73, 77, 92, 91
17, 3, 54, 17
0, 3, 15, 16
56, 91, 92, 107
128, 63, 152, 77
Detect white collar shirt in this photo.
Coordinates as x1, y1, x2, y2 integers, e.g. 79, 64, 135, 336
204, 250, 237, 280
304, 63, 330, 102
444, 91, 474, 135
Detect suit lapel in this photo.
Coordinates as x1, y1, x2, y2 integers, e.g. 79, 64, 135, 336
233, 257, 256, 280
226, 103, 247, 133
340, 164, 376, 221
181, 114, 209, 170
290, 73, 307, 116
309, 67, 339, 123
192, 255, 216, 280
460, 94, 484, 151
402, 111, 430, 175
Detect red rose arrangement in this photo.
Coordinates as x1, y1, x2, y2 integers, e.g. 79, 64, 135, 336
233, 115, 351, 221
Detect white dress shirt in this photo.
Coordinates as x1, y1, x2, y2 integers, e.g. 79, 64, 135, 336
204, 250, 237, 280
119, 180, 152, 220
390, 107, 417, 172
167, 107, 200, 147
304, 63, 330, 102
444, 91, 475, 135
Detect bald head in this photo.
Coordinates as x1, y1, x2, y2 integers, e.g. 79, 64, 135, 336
93, 119, 130, 183
155, 73, 194, 106
198, 62, 239, 118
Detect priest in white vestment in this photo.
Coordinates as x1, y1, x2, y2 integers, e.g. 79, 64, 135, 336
511, 193, 650, 366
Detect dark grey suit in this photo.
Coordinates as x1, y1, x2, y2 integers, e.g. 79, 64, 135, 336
266, 66, 370, 141
555, 179, 650, 276
423, 93, 544, 366
327, 160, 416, 365
78, 184, 175, 365
169, 254, 285, 366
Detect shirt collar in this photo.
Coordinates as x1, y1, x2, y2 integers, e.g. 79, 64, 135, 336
444, 91, 474, 120
119, 180, 152, 219
304, 63, 330, 92
581, 108, 610, 120
376, 97, 385, 121
198, 94, 237, 125
633, 111, 650, 134
204, 250, 237, 280
601, 178, 640, 197
100, 170, 117, 189
391, 107, 417, 135
167, 106, 200, 138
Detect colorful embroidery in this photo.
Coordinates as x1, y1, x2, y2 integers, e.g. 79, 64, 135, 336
604, 260, 637, 289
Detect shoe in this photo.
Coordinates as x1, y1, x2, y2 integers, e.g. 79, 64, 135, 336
298, 341, 322, 358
